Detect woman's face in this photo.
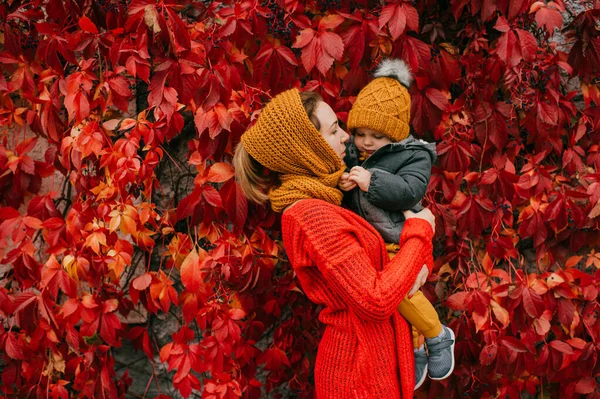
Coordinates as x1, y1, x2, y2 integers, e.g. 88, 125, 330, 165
313, 101, 350, 160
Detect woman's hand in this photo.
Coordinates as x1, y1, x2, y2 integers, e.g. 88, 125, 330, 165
348, 166, 372, 192
338, 172, 357, 192
408, 264, 429, 298
403, 208, 435, 232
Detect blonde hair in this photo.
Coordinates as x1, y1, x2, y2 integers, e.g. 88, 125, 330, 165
234, 91, 323, 205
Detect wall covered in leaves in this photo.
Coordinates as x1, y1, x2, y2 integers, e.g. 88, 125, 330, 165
1, 0, 600, 398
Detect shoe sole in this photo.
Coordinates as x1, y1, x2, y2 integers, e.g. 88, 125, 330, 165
429, 328, 456, 381
415, 363, 428, 390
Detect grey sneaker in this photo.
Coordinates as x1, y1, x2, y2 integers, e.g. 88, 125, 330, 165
414, 346, 428, 390
425, 326, 455, 380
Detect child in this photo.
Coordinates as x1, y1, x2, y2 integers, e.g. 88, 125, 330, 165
339, 59, 455, 390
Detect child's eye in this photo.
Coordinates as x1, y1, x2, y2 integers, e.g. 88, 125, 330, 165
356, 132, 364, 137
374, 135, 383, 139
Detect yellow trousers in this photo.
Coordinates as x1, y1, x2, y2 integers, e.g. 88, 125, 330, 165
387, 243, 442, 348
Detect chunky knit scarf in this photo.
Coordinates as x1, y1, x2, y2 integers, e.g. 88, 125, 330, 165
240, 89, 345, 213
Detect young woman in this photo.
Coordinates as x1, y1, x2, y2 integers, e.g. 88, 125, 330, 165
234, 88, 435, 398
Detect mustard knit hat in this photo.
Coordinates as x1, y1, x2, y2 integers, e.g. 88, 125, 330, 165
347, 59, 413, 142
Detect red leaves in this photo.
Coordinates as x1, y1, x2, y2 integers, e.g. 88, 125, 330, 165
79, 294, 123, 346
195, 103, 234, 138
517, 197, 548, 247
379, 1, 419, 41
150, 270, 178, 313
180, 247, 207, 292
78, 16, 99, 34
529, 2, 564, 34
411, 76, 449, 134
494, 17, 538, 66
293, 15, 345, 75
258, 347, 291, 371
63, 63, 97, 123
0, 1, 599, 398
253, 41, 298, 89
3, 332, 26, 360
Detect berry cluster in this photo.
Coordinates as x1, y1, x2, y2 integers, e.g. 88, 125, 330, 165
97, 0, 130, 13
318, 0, 341, 12
430, 47, 441, 62
22, 35, 39, 50
264, 1, 293, 40
97, 0, 117, 13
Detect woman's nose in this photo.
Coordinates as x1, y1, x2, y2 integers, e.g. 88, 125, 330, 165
341, 129, 350, 143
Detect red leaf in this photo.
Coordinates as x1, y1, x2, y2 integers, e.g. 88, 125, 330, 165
5, 333, 25, 360
79, 16, 99, 34
206, 162, 234, 183
318, 14, 345, 30
293, 29, 317, 73
549, 340, 574, 354
500, 336, 528, 353
515, 29, 537, 62
533, 309, 552, 335
480, 344, 498, 365
494, 16, 511, 32
132, 273, 152, 291
202, 186, 222, 208
537, 101, 558, 125
180, 248, 203, 292
531, 2, 563, 33
177, 186, 201, 222
165, 8, 191, 51
220, 180, 248, 228
425, 88, 449, 111
16, 137, 38, 155
65, 323, 80, 350
213, 103, 233, 132
496, 30, 519, 66
320, 31, 344, 61
316, 32, 344, 75
575, 376, 597, 394
342, 25, 366, 69
380, 4, 406, 41
446, 292, 468, 310
258, 347, 291, 371
522, 287, 545, 318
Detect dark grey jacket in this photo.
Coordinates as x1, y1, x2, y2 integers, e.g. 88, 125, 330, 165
343, 135, 437, 243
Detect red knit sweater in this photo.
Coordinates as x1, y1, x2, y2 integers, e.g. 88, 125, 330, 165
281, 199, 434, 399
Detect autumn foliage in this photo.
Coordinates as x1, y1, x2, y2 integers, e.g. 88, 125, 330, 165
1, 0, 600, 397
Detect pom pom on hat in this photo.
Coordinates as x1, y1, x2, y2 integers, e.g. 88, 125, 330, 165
373, 58, 413, 88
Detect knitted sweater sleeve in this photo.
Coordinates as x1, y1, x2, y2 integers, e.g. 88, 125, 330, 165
298, 209, 434, 322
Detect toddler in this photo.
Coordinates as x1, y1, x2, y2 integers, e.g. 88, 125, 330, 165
339, 59, 455, 390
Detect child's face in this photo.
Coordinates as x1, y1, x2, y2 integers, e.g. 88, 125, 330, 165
354, 127, 393, 157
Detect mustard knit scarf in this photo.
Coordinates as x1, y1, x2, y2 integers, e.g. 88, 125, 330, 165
240, 89, 345, 213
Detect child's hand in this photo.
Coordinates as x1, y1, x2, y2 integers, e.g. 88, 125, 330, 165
348, 166, 372, 192
338, 172, 357, 192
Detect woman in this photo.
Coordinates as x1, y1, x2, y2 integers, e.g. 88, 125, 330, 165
234, 88, 435, 398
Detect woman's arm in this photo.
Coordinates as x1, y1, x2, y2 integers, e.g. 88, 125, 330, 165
300, 211, 434, 323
